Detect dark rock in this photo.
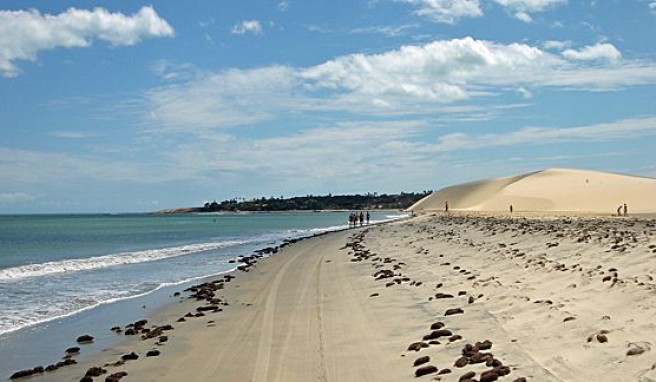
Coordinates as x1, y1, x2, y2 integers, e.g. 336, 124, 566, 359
435, 293, 454, 299
85, 366, 107, 377
513, 378, 527, 382
407, 342, 429, 351
146, 350, 161, 357
423, 329, 452, 340
458, 291, 467, 296
121, 352, 139, 361
477, 339, 493, 350
66, 346, 81, 354
480, 370, 499, 382
430, 322, 445, 330
158, 335, 168, 343
105, 371, 128, 382
445, 308, 464, 316
413, 355, 430, 367
77, 334, 94, 343
495, 366, 511, 376
45, 364, 57, 372
449, 335, 463, 342
10, 369, 34, 379
459, 371, 476, 381
454, 356, 468, 368
80, 377, 94, 382
468, 296, 475, 304
438, 368, 452, 375
415, 365, 438, 377
596, 334, 608, 343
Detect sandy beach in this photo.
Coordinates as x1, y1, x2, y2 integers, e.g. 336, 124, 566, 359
18, 210, 653, 382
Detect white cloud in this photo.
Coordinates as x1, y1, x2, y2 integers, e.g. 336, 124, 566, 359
562, 43, 621, 62
543, 40, 571, 50
145, 37, 656, 132
650, 2, 656, 15
278, 1, 290, 11
231, 20, 263, 35
397, 0, 483, 24
492, 0, 566, 21
430, 116, 656, 152
0, 6, 174, 77
0, 192, 35, 205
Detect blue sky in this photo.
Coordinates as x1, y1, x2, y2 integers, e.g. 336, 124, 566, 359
1, 0, 656, 213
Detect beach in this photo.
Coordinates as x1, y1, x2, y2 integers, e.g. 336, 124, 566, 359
20, 212, 656, 382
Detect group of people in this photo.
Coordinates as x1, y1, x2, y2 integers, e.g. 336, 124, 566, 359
348, 211, 370, 227
617, 203, 628, 217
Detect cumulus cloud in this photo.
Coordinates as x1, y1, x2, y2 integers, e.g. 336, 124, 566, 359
543, 40, 571, 50
397, 0, 483, 24
231, 20, 263, 35
650, 2, 656, 15
145, 37, 656, 132
562, 43, 622, 62
0, 6, 174, 77
492, 0, 566, 21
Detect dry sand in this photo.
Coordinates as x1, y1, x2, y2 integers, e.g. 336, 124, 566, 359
37, 212, 656, 382
409, 168, 656, 214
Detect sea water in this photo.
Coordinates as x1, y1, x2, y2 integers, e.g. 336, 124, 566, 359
0, 211, 404, 378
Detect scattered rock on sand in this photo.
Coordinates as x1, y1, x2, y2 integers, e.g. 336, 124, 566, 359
413, 355, 430, 367
415, 365, 438, 377
76, 334, 94, 343
445, 308, 464, 316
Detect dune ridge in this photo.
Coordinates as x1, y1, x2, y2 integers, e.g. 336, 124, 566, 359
410, 168, 656, 213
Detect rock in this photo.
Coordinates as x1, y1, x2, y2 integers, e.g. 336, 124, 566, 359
477, 339, 493, 350
66, 346, 81, 354
121, 352, 139, 361
459, 371, 476, 381
435, 293, 454, 299
438, 368, 452, 375
480, 370, 499, 382
627, 343, 648, 356
454, 356, 468, 368
449, 335, 463, 342
430, 322, 445, 330
445, 308, 464, 316
413, 355, 430, 367
158, 335, 169, 343
495, 366, 511, 376
468, 296, 475, 304
146, 350, 161, 357
423, 329, 452, 340
80, 377, 94, 382
596, 334, 608, 343
10, 369, 34, 379
513, 378, 527, 382
76, 334, 94, 343
407, 342, 429, 351
415, 365, 438, 377
85, 366, 107, 377
105, 371, 128, 382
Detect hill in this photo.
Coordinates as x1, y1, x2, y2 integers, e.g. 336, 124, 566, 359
409, 168, 656, 214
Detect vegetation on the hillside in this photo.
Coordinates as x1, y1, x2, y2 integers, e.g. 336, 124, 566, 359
196, 192, 431, 212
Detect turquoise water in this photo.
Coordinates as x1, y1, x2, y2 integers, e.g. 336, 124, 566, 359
0, 211, 401, 336
0, 211, 405, 379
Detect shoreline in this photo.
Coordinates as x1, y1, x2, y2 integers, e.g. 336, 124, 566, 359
9, 214, 656, 381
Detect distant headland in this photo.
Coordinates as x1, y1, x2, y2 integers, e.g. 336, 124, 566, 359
156, 192, 431, 213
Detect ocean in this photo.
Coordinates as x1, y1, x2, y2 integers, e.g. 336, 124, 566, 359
0, 211, 405, 379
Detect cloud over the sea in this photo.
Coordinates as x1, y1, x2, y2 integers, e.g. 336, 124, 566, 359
0, 6, 174, 77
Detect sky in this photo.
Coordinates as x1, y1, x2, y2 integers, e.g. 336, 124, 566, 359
1, 0, 656, 213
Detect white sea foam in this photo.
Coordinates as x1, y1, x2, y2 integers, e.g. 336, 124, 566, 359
0, 241, 244, 282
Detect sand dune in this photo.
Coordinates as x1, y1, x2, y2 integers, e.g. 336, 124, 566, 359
409, 168, 656, 214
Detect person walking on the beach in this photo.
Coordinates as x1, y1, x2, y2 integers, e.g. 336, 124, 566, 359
509, 204, 513, 214
623, 203, 628, 217
617, 205, 622, 216
366, 211, 370, 225
445, 201, 449, 213
359, 211, 364, 226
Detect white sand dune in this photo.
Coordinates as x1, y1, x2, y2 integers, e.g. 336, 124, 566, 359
410, 168, 656, 214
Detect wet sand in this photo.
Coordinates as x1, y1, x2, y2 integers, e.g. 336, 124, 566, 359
21, 214, 656, 382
